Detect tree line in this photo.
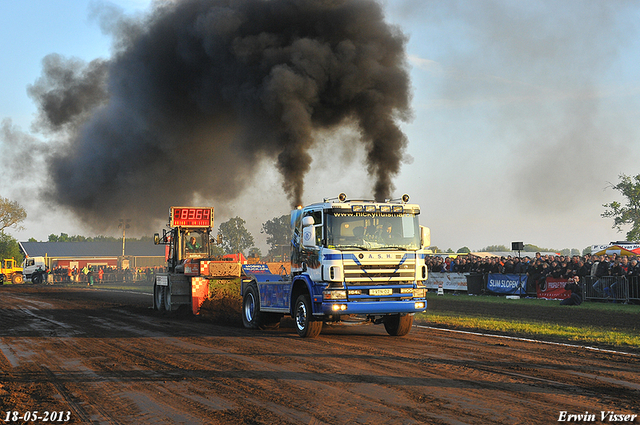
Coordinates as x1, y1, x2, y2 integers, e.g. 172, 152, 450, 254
3, 172, 640, 261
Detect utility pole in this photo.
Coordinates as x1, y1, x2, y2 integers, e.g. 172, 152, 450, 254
119, 219, 131, 257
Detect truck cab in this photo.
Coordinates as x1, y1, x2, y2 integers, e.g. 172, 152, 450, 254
242, 193, 430, 337
22, 257, 46, 283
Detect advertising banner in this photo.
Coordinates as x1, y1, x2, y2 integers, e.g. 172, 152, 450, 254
537, 277, 570, 300
487, 273, 527, 295
426, 272, 468, 291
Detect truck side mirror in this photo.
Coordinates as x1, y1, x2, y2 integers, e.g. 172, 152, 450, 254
154, 233, 160, 244
302, 225, 317, 249
420, 226, 430, 249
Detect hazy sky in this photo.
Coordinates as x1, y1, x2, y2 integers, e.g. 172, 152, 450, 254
1, 0, 639, 253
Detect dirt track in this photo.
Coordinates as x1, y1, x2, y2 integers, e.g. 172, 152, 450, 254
1, 285, 639, 424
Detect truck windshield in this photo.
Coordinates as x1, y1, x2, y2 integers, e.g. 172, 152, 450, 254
326, 212, 421, 250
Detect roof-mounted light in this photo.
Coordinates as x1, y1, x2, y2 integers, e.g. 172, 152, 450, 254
402, 194, 410, 203
324, 193, 348, 203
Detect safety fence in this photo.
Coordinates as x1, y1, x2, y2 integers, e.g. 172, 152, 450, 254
427, 272, 640, 303
582, 276, 640, 303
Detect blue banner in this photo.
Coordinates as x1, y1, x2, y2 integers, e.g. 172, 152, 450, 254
242, 263, 271, 274
487, 273, 527, 295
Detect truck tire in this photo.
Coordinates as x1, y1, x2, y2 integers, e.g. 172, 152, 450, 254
154, 284, 165, 311
12, 273, 24, 285
242, 284, 260, 328
242, 283, 279, 329
294, 294, 322, 338
163, 282, 172, 311
0, 274, 4, 285
32, 273, 43, 285
383, 314, 413, 336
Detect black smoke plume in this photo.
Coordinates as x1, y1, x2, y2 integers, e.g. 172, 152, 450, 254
29, 0, 411, 232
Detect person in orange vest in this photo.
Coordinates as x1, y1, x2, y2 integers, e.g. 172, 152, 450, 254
98, 267, 104, 283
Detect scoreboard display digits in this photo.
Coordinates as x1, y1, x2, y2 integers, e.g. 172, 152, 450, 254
170, 207, 214, 227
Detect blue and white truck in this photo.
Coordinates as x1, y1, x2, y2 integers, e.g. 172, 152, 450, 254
242, 193, 430, 337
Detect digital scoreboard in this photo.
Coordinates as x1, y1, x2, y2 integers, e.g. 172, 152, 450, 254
169, 207, 214, 228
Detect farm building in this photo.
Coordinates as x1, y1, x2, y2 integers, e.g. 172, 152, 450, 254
19, 240, 166, 270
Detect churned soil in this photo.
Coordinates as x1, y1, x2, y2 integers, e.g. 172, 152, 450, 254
1, 284, 639, 424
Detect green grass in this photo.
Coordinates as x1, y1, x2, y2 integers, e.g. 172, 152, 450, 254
415, 294, 640, 351
423, 293, 640, 314
417, 312, 640, 348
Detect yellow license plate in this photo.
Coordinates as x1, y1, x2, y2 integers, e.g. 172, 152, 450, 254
370, 288, 393, 296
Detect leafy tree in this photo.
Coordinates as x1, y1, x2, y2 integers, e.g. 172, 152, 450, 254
47, 233, 127, 242
457, 246, 471, 254
210, 243, 224, 257
0, 196, 27, 233
480, 245, 509, 252
0, 233, 23, 263
248, 247, 262, 258
602, 174, 640, 241
218, 216, 254, 256
261, 214, 290, 258
523, 243, 544, 252
582, 246, 592, 255
446, 248, 454, 253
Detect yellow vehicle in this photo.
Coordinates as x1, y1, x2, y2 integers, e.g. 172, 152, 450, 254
0, 258, 24, 284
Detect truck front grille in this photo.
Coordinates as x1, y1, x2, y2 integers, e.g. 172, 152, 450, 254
343, 259, 416, 284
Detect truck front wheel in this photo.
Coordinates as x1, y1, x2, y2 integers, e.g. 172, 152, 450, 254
12, 273, 24, 285
383, 314, 414, 336
32, 273, 43, 285
294, 294, 322, 338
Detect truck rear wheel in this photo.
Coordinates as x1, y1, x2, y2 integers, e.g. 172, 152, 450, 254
294, 294, 322, 338
163, 282, 172, 311
154, 284, 165, 311
242, 283, 281, 329
12, 273, 24, 285
383, 314, 413, 336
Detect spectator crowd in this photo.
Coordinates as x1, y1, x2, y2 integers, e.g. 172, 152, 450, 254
46, 265, 164, 285
427, 252, 640, 288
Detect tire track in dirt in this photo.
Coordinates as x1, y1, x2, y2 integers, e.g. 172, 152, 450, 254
1, 285, 639, 424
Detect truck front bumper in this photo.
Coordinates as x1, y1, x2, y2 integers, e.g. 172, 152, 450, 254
320, 299, 426, 316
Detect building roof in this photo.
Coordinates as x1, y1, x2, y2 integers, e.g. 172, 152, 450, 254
19, 241, 165, 258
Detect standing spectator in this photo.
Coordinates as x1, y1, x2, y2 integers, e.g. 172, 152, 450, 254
592, 255, 611, 296
576, 260, 589, 279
